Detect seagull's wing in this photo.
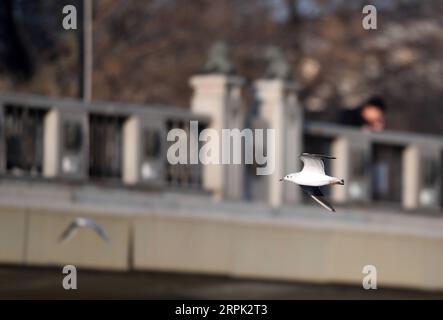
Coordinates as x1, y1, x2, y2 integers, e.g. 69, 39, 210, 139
301, 153, 336, 160
300, 185, 336, 212
59, 218, 110, 244
58, 221, 80, 244
89, 221, 110, 243
299, 154, 326, 175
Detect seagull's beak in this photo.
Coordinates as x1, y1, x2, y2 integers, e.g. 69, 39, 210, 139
279, 178, 283, 181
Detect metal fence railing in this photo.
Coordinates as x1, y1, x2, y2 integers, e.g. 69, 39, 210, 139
4, 104, 46, 177
0, 92, 209, 192
305, 122, 443, 210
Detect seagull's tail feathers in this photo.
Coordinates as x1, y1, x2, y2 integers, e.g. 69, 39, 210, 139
330, 178, 344, 185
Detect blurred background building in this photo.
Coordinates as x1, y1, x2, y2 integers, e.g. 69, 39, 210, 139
0, 0, 443, 299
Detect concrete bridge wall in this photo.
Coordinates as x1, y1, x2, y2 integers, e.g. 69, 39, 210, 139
1, 190, 442, 292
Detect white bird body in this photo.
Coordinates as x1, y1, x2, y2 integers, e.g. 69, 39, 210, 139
280, 153, 344, 212
287, 172, 342, 187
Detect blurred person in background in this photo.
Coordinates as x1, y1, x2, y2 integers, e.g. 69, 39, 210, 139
340, 96, 387, 131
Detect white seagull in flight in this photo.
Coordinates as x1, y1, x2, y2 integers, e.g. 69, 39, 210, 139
280, 153, 344, 212
58, 217, 110, 244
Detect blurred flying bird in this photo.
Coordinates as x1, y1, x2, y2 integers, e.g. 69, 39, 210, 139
58, 217, 110, 244
280, 153, 344, 212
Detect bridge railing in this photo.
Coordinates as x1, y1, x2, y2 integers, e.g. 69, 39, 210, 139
0, 93, 209, 192
1, 87, 442, 213
304, 122, 443, 211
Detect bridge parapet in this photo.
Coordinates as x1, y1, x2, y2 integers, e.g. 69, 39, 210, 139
0, 91, 442, 212
305, 122, 443, 211
0, 93, 209, 193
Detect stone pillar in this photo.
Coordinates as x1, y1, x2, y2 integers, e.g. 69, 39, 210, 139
123, 115, 142, 185
190, 74, 245, 200
255, 79, 303, 207
403, 145, 420, 209
331, 134, 371, 204
43, 109, 61, 177
134, 115, 165, 186
403, 144, 441, 210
